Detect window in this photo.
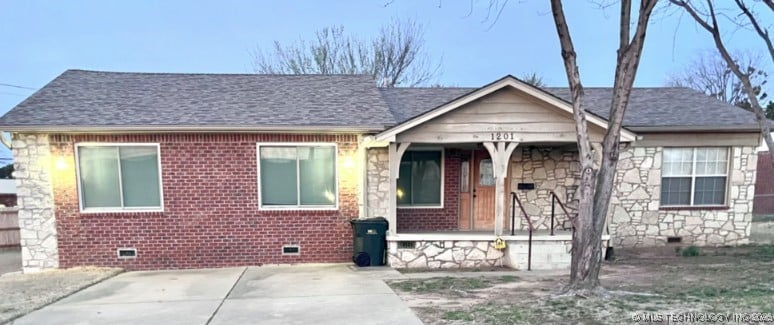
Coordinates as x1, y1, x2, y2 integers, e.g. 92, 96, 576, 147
397, 150, 443, 207
258, 144, 337, 209
661, 147, 728, 206
76, 144, 162, 212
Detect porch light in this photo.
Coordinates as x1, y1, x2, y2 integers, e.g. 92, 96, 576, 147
341, 155, 356, 169
54, 157, 68, 170
396, 188, 405, 199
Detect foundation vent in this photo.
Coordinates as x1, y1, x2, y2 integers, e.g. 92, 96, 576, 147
282, 245, 301, 255
117, 248, 137, 259
397, 241, 417, 249
667, 236, 682, 244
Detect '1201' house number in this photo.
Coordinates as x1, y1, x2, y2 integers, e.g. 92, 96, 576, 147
491, 132, 517, 141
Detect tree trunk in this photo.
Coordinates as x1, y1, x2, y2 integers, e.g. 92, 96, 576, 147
551, 0, 658, 293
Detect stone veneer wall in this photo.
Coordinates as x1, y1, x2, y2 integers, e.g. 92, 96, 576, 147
608, 146, 757, 247
12, 133, 59, 272
387, 240, 504, 268
366, 147, 389, 219
509, 146, 580, 231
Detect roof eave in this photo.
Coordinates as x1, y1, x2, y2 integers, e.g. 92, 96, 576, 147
627, 125, 763, 133
0, 124, 386, 134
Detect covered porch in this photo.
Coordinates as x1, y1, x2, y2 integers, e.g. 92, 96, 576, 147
365, 76, 627, 269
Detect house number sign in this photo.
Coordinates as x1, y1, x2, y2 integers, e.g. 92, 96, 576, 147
490, 132, 517, 141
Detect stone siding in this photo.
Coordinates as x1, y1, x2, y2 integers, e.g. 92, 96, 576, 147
366, 147, 389, 219
510, 146, 580, 231
608, 146, 757, 247
12, 133, 59, 272
387, 240, 504, 268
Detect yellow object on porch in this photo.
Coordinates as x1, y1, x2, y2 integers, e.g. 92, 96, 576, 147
494, 237, 506, 250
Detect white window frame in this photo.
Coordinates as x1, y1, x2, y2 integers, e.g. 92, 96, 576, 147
660, 147, 730, 208
75, 143, 164, 213
256, 142, 339, 210
397, 147, 445, 209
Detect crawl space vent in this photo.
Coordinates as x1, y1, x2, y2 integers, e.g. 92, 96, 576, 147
117, 248, 137, 259
282, 245, 301, 255
397, 241, 417, 249
667, 236, 682, 244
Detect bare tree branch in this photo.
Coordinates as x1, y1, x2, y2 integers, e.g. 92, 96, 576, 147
251, 18, 440, 87
734, 0, 774, 63
671, 0, 774, 163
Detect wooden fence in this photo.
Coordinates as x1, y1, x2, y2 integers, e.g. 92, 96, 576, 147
0, 207, 19, 248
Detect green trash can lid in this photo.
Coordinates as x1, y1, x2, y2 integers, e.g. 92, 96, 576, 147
350, 217, 388, 225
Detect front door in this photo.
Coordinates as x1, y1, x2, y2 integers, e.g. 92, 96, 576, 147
472, 150, 496, 231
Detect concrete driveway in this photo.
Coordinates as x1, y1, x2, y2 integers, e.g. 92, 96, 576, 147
11, 264, 421, 325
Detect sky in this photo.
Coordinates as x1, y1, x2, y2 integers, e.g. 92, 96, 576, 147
0, 1, 771, 148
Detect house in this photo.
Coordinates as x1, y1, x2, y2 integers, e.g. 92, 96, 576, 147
0, 70, 761, 273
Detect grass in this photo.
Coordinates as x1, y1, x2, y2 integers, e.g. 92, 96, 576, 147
390, 245, 774, 324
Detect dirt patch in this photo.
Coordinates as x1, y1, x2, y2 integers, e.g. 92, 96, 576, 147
0, 267, 122, 323
389, 245, 774, 324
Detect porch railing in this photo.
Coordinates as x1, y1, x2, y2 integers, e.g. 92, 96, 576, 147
510, 192, 533, 271
548, 190, 574, 236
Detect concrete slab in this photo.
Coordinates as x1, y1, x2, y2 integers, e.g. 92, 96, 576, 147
12, 267, 245, 325
212, 264, 421, 325
14, 264, 422, 324
0, 247, 21, 276
12, 300, 219, 325
57, 267, 245, 305
213, 294, 421, 325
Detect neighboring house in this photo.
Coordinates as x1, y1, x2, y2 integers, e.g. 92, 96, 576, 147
0, 70, 761, 273
754, 133, 773, 215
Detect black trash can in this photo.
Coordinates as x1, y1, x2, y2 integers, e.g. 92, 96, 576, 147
350, 217, 389, 267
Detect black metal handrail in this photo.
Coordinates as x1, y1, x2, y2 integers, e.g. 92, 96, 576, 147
510, 192, 533, 271
548, 190, 574, 236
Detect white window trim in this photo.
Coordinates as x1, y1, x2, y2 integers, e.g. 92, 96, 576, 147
660, 147, 730, 208
75, 143, 164, 214
256, 142, 339, 211
397, 147, 445, 209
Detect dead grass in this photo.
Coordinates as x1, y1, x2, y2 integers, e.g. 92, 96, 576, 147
388, 245, 774, 324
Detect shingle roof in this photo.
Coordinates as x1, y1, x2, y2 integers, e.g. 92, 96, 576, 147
0, 70, 761, 132
0, 70, 395, 131
379, 86, 760, 129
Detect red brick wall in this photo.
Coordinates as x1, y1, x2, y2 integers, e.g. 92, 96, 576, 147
754, 151, 774, 215
397, 149, 461, 232
49, 134, 360, 270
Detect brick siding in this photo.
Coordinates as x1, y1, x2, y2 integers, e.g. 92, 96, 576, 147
396, 149, 461, 232
49, 134, 359, 270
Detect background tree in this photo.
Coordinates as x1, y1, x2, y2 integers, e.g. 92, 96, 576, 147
252, 18, 440, 87
667, 50, 768, 108
521, 72, 547, 87
670, 0, 774, 162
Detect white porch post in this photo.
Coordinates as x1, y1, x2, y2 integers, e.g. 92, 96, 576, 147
387, 142, 411, 235
483, 141, 519, 236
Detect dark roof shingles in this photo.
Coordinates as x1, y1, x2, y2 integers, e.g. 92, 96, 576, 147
0, 70, 396, 129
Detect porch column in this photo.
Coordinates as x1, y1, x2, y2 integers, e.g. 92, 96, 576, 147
483, 141, 519, 236
387, 142, 411, 235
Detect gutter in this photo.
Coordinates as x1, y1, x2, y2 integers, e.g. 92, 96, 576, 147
0, 124, 387, 134
627, 125, 762, 133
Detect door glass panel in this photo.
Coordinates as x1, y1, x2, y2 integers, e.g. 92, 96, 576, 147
479, 159, 495, 186
460, 161, 469, 192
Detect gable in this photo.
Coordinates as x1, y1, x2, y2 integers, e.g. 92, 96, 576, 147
377, 76, 636, 143
394, 87, 607, 143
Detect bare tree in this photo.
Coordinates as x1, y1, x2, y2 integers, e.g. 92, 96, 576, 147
251, 18, 439, 87
667, 50, 768, 107
550, 0, 659, 293
521, 72, 547, 87
670, 0, 774, 162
